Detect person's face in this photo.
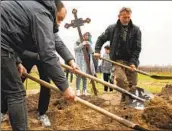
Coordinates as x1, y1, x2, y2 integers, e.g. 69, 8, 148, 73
83, 33, 89, 41
105, 49, 110, 54
56, 7, 67, 26
118, 11, 131, 25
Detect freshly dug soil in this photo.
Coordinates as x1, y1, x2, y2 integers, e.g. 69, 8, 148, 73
142, 84, 172, 129
1, 84, 172, 130
157, 84, 172, 104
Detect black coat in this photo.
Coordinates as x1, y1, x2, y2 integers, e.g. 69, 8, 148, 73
95, 20, 141, 66
1, 0, 73, 91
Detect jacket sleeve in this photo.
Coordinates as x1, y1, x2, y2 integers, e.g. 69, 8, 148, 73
129, 28, 142, 66
21, 50, 40, 60
74, 40, 84, 52
32, 13, 68, 92
54, 33, 74, 64
95, 25, 111, 53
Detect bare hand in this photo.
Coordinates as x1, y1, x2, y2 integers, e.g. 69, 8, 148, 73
68, 60, 80, 71
82, 41, 89, 46
129, 64, 136, 71
94, 53, 101, 60
17, 63, 27, 76
63, 87, 76, 101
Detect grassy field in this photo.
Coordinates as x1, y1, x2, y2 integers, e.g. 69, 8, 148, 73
24, 70, 172, 95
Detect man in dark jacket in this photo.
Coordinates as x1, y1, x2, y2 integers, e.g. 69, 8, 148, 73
1, 1, 76, 130
20, 2, 70, 127
94, 7, 142, 104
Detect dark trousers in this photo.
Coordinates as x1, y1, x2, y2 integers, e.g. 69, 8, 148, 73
66, 70, 73, 83
103, 73, 113, 92
21, 59, 51, 115
1, 49, 28, 131
1, 58, 51, 116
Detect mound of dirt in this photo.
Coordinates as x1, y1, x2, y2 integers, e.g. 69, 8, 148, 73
157, 84, 172, 104
1, 84, 172, 130
142, 91, 172, 129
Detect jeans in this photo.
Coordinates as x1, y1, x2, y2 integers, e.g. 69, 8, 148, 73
2, 57, 51, 116
1, 49, 28, 131
76, 75, 87, 91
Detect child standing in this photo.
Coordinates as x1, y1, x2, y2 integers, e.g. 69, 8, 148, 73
101, 45, 113, 92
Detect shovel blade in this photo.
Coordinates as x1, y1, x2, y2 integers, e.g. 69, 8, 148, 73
151, 75, 172, 80
129, 101, 145, 110
128, 87, 154, 110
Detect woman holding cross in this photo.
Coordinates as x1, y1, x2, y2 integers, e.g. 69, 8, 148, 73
74, 32, 96, 96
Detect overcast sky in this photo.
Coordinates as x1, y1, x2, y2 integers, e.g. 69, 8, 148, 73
58, 1, 172, 66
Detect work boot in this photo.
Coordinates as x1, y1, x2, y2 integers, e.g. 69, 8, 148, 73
120, 94, 126, 103
0, 113, 8, 122
120, 94, 131, 105
37, 113, 51, 127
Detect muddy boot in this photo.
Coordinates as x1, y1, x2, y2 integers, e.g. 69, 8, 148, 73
120, 94, 131, 106
120, 94, 126, 103
120, 94, 128, 105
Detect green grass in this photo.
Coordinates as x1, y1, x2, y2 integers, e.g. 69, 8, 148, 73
24, 71, 172, 94
137, 73, 172, 93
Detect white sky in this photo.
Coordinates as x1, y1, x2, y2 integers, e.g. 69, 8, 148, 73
58, 1, 172, 66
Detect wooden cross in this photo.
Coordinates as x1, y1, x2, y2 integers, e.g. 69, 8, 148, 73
64, 9, 98, 96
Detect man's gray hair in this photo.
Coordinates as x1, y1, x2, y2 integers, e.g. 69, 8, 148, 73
119, 7, 132, 15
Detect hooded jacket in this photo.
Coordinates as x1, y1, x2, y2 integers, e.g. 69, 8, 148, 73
1, 0, 72, 91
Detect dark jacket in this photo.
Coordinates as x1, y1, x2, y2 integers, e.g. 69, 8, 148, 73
95, 20, 141, 66
1, 0, 73, 91
21, 33, 74, 64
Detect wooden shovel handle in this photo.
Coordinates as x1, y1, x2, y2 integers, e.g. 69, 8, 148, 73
61, 64, 145, 102
23, 72, 144, 130
100, 57, 151, 76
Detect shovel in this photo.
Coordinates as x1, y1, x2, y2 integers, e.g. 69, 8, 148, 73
61, 64, 149, 110
99, 57, 157, 109
100, 57, 172, 80
61, 64, 146, 102
23, 72, 149, 131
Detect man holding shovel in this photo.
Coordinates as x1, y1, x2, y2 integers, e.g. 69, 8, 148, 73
1, 1, 77, 130
94, 7, 142, 104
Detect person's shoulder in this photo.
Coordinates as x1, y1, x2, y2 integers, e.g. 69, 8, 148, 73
132, 23, 141, 31
107, 23, 117, 29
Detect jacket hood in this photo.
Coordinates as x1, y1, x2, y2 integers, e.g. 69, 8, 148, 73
36, 0, 59, 32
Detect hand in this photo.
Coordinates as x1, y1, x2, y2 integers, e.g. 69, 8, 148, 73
94, 53, 101, 60
68, 60, 80, 74
68, 60, 80, 70
63, 87, 76, 101
129, 64, 136, 71
82, 41, 89, 46
17, 63, 27, 76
